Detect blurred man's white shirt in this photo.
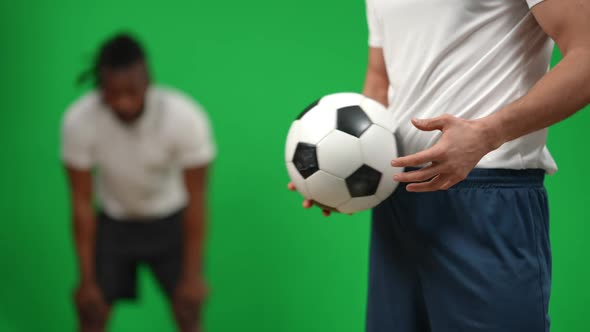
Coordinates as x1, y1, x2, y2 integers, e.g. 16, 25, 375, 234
62, 86, 216, 219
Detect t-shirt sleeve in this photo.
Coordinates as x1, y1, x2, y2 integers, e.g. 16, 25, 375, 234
174, 106, 217, 168
366, 0, 384, 48
61, 109, 95, 170
526, 0, 545, 8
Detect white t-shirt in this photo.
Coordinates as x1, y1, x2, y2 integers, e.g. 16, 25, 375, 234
366, 0, 557, 173
61, 86, 216, 219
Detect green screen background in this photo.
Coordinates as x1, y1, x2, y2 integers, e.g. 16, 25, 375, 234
0, 1, 588, 331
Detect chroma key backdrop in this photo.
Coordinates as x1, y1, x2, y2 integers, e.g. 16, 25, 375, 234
0, 1, 588, 331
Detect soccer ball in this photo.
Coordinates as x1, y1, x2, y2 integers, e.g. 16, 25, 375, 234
285, 92, 402, 213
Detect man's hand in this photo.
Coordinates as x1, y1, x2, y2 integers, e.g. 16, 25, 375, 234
74, 281, 109, 329
173, 276, 208, 332
287, 182, 333, 217
391, 115, 501, 192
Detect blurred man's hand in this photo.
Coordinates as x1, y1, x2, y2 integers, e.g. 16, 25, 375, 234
74, 281, 109, 329
173, 276, 208, 332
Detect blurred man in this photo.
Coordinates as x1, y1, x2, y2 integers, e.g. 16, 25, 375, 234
292, 0, 590, 331
62, 34, 215, 332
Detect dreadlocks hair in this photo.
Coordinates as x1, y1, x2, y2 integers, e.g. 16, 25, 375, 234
78, 33, 146, 86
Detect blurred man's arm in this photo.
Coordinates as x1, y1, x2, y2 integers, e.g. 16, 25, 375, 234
66, 167, 97, 285
173, 165, 209, 331
180, 166, 208, 282
362, 47, 389, 106
172, 104, 214, 286
65, 166, 109, 328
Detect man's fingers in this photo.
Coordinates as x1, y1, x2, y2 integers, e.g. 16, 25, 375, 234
392, 145, 444, 167
393, 164, 442, 183
295, 197, 336, 216
405, 174, 447, 192
301, 199, 333, 216
291, 183, 334, 217
291, 184, 318, 211
440, 179, 455, 190
411, 115, 450, 132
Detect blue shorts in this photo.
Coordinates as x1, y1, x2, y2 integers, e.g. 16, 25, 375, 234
367, 168, 551, 332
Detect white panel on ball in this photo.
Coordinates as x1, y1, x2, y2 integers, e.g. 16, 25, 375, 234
374, 175, 400, 201
337, 196, 381, 214
298, 103, 337, 144
359, 125, 397, 171
319, 92, 364, 110
286, 162, 312, 199
360, 97, 397, 132
285, 120, 302, 162
306, 171, 351, 208
359, 124, 402, 201
316, 131, 363, 179
374, 160, 403, 201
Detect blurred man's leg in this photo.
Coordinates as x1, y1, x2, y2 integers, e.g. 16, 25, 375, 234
143, 210, 203, 332
83, 213, 141, 331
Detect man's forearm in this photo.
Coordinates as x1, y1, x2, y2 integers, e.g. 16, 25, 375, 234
363, 83, 388, 107
482, 48, 590, 147
363, 70, 389, 107
73, 204, 97, 283
181, 203, 205, 280
363, 47, 390, 107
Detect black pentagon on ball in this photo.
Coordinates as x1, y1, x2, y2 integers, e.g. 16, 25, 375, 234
336, 105, 373, 137
293, 143, 319, 179
346, 165, 382, 197
296, 99, 320, 120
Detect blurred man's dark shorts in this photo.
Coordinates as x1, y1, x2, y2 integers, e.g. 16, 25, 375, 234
95, 209, 184, 303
